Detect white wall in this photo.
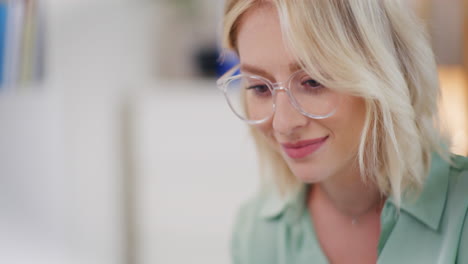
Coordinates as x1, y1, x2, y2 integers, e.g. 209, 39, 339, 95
0, 93, 69, 264
45, 1, 160, 263
132, 83, 259, 264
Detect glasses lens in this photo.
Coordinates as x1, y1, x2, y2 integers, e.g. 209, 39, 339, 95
289, 71, 340, 117
225, 76, 274, 122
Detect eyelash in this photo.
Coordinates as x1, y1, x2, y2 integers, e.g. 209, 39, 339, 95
301, 79, 322, 88
247, 84, 271, 95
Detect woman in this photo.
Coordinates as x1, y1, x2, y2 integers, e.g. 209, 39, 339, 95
217, 0, 468, 263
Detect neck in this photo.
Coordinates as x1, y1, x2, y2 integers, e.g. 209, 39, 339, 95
310, 166, 384, 218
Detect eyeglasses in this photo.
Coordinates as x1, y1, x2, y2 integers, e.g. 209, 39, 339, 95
216, 65, 341, 124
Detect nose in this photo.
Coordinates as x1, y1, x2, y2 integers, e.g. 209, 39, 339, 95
272, 90, 309, 136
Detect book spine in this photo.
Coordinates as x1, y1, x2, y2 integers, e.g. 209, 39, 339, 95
20, 0, 34, 88
0, 2, 7, 90
3, 0, 25, 92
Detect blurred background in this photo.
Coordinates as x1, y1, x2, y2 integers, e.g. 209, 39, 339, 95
0, 0, 466, 263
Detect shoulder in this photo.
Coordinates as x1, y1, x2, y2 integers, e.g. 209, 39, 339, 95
443, 155, 468, 228
230, 191, 287, 264
447, 155, 468, 263
458, 208, 468, 263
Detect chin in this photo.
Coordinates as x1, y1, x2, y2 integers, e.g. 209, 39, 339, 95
287, 161, 330, 184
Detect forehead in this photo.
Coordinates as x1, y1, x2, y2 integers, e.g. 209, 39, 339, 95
236, 5, 296, 75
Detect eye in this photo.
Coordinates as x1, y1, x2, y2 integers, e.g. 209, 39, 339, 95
246, 84, 271, 96
302, 79, 322, 88
297, 75, 325, 95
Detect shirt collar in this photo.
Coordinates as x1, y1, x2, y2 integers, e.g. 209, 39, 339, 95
260, 153, 450, 230
388, 153, 450, 231
259, 184, 308, 225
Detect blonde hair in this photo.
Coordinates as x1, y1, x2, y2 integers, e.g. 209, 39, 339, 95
222, 0, 450, 206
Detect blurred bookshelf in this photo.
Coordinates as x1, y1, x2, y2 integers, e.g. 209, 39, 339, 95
0, 1, 160, 263
0, 1, 67, 263
0, 0, 45, 92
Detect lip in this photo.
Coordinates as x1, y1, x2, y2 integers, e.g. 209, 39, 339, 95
281, 136, 328, 159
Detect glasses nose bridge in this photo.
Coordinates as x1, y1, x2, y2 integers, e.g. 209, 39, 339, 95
270, 81, 295, 110
271, 81, 289, 93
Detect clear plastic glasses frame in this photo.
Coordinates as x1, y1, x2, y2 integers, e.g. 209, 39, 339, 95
216, 65, 340, 125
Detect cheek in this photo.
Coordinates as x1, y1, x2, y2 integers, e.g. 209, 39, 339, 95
256, 122, 273, 139
328, 97, 366, 152
253, 121, 278, 146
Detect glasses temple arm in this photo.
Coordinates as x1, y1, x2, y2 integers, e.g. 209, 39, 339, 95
216, 65, 241, 86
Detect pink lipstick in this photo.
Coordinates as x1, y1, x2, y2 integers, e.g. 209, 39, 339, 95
281, 136, 328, 159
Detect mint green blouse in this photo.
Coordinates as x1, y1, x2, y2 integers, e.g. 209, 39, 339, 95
231, 154, 468, 263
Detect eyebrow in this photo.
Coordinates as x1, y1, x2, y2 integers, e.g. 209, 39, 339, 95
239, 64, 273, 80
289, 63, 302, 72
239, 62, 302, 81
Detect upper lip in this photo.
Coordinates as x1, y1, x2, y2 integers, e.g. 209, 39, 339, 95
281, 136, 328, 148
